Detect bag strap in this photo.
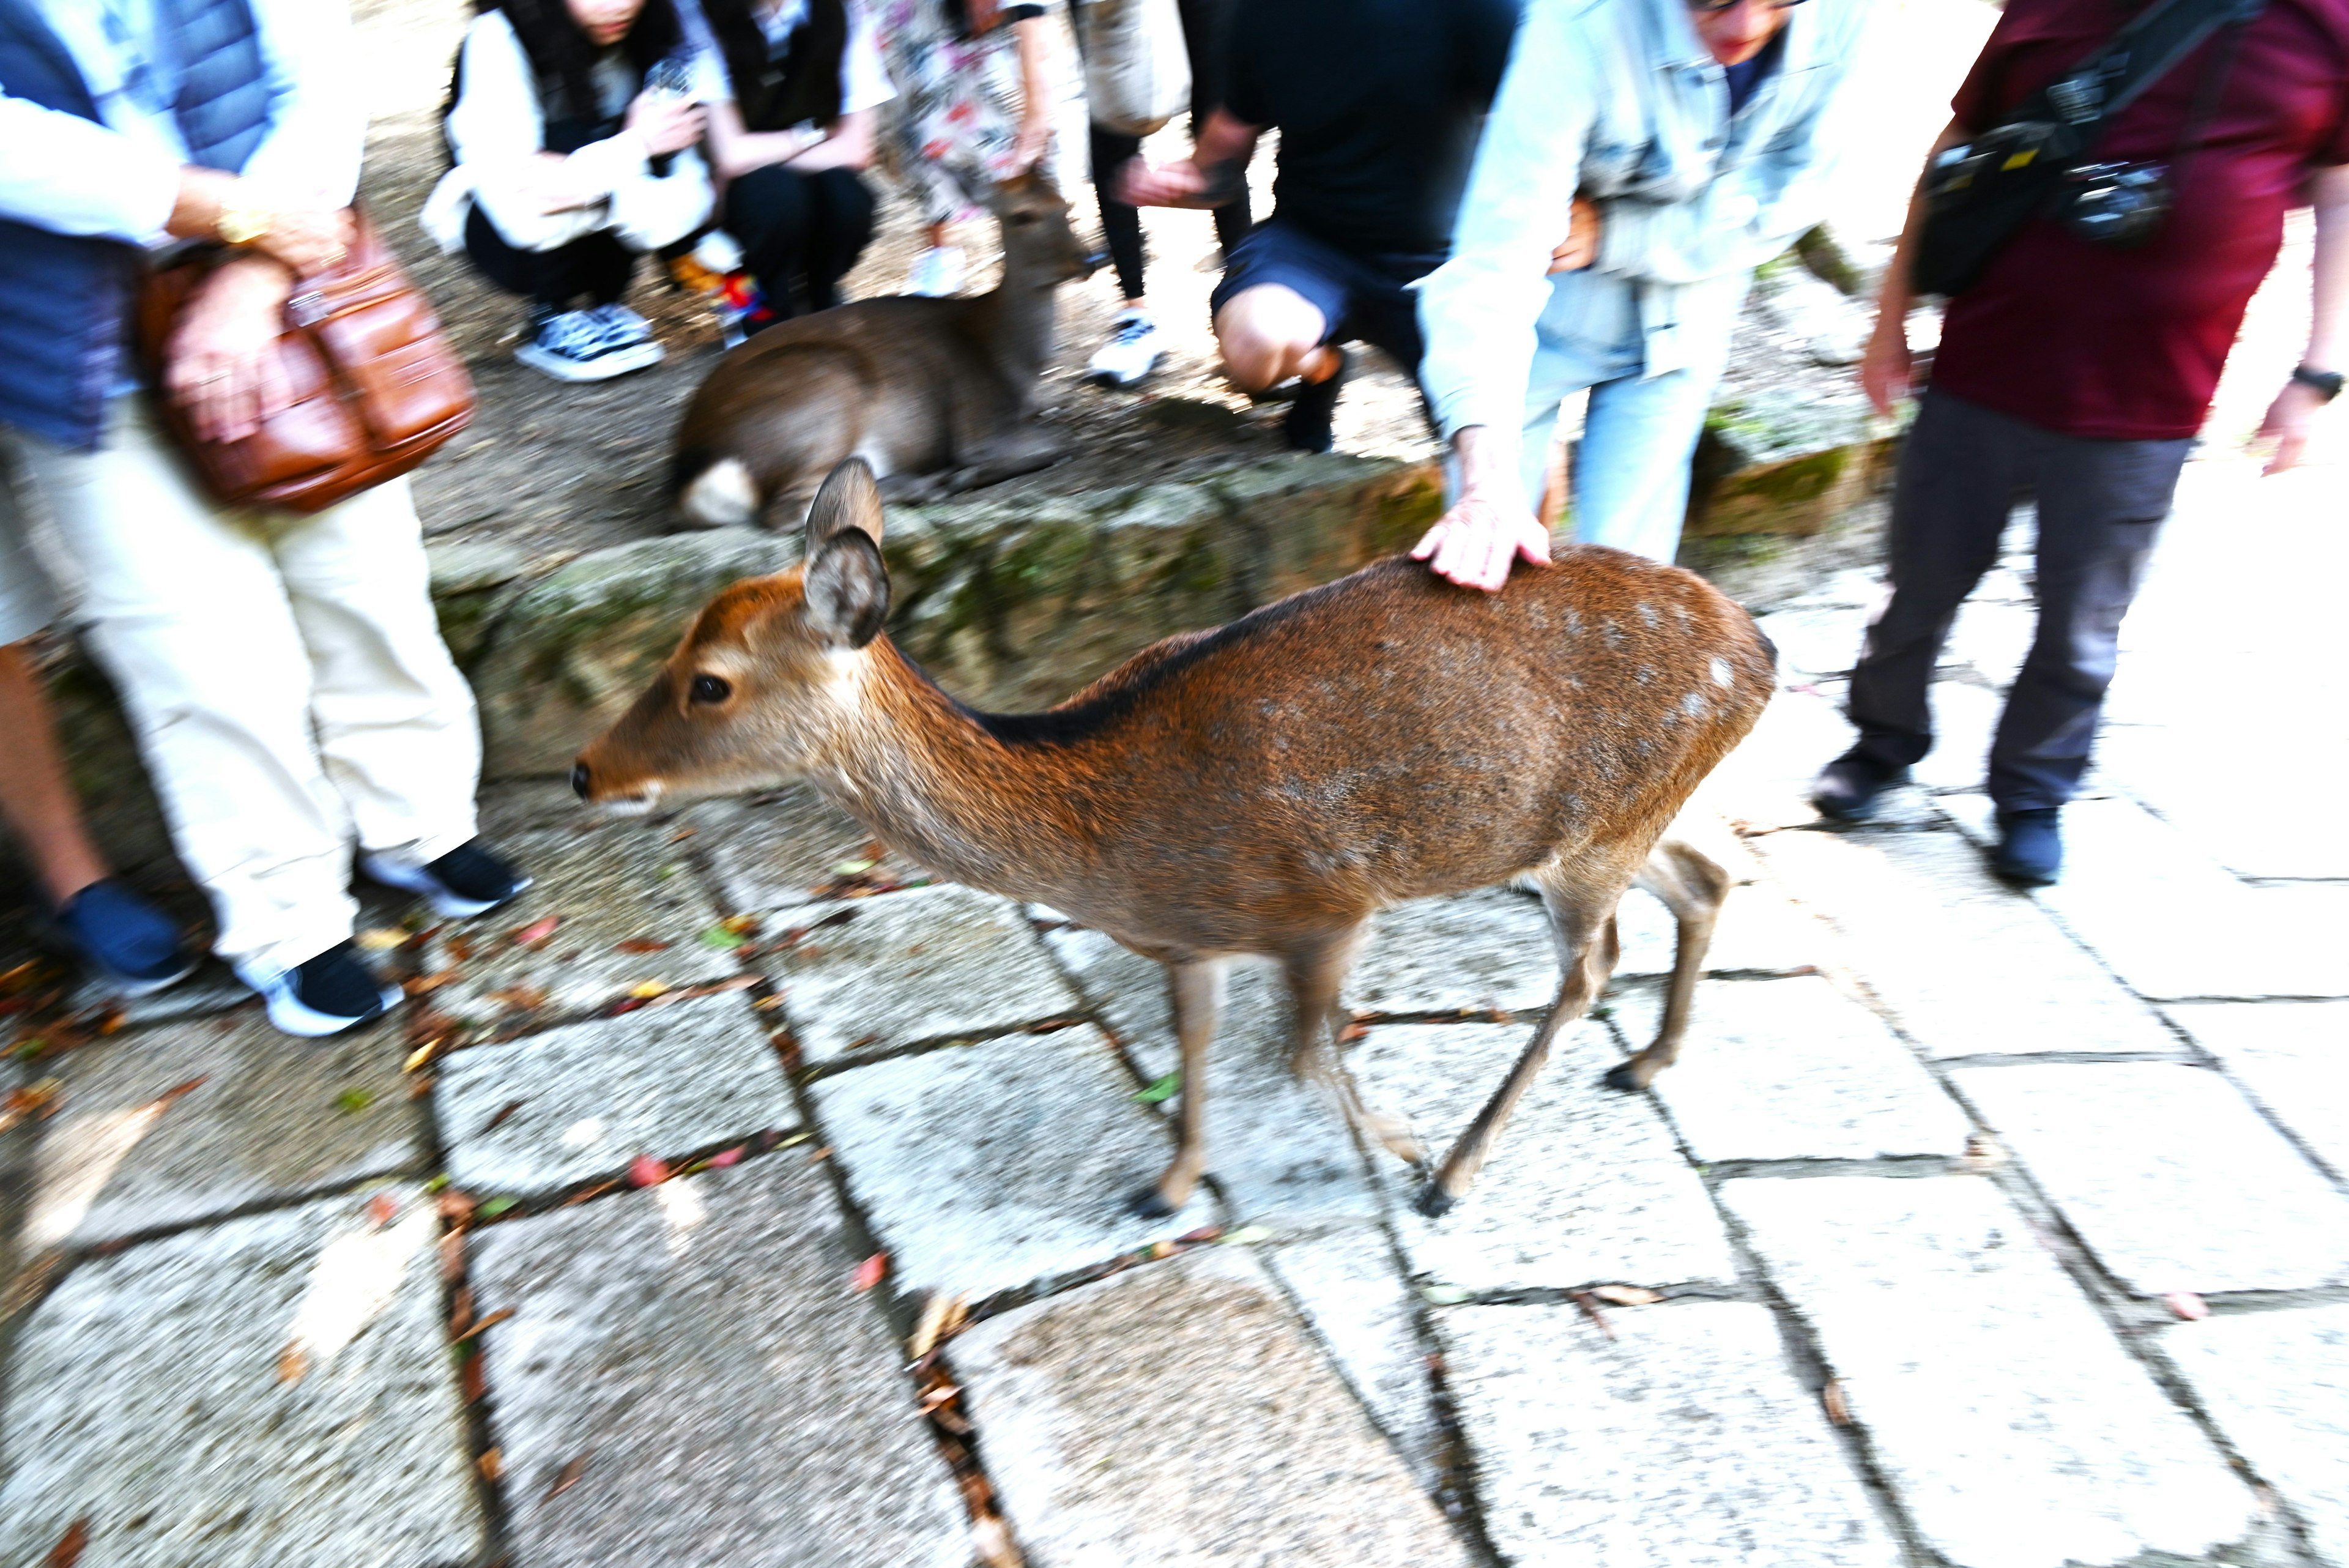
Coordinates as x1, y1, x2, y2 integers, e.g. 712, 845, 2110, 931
2022, 0, 2266, 144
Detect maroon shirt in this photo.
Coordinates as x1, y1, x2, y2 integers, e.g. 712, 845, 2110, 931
1933, 0, 2349, 440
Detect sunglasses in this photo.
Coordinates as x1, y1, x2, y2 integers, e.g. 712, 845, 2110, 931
1688, 0, 1806, 11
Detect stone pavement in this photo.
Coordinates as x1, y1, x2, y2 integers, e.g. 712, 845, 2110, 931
4, 450, 2347, 1568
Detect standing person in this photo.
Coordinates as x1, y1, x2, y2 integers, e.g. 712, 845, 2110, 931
1413, 0, 1868, 582
1810, 0, 2348, 885
875, 0, 1054, 297
1120, 0, 1521, 450
1079, 0, 1249, 388
693, 0, 897, 322
0, 0, 529, 1036
430, 0, 715, 384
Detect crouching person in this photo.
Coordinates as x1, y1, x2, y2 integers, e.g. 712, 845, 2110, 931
430, 0, 714, 382
0, 0, 527, 1035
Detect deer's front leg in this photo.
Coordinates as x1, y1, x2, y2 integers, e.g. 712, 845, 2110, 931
1132, 957, 1224, 1217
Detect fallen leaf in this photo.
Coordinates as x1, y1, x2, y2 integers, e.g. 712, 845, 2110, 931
0, 1077, 65, 1134
402, 1043, 439, 1073
477, 1197, 518, 1219
705, 1146, 744, 1169
365, 1192, 401, 1228
478, 1447, 503, 1482
563, 1180, 620, 1206
669, 826, 699, 842
44, 1515, 89, 1568
1219, 1225, 1272, 1247
1421, 1285, 1471, 1306
1822, 1380, 1852, 1425
831, 857, 877, 877
482, 1099, 525, 1134
545, 1453, 591, 1500
335, 1088, 375, 1115
852, 1253, 886, 1292
437, 1188, 477, 1225
455, 1307, 514, 1343
697, 924, 748, 951
447, 935, 477, 962
1148, 1240, 1176, 1260
615, 938, 672, 954
1132, 1073, 1181, 1105
461, 1351, 486, 1402
2164, 1291, 2211, 1321
1589, 1284, 1663, 1306
278, 1342, 310, 1384
407, 1076, 434, 1099
355, 927, 407, 953
96, 1008, 125, 1037
908, 1291, 965, 1359
1337, 1022, 1368, 1044
628, 980, 670, 1000
512, 916, 561, 948
486, 984, 549, 1012
627, 1154, 668, 1187
1569, 1289, 1617, 1341
403, 972, 455, 997
971, 1514, 1020, 1568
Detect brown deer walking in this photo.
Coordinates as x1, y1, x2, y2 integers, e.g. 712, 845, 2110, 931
672, 173, 1092, 532
576, 459, 1776, 1217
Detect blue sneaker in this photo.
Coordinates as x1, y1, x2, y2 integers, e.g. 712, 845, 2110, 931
48, 879, 197, 997
359, 839, 530, 920
1994, 808, 2064, 886
233, 940, 402, 1038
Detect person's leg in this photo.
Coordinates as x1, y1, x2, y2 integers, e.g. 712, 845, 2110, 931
800, 168, 877, 312
576, 231, 640, 308
724, 164, 817, 319
1210, 226, 1353, 392
1088, 122, 1148, 305
463, 205, 609, 311
0, 641, 106, 907
1842, 391, 2033, 773
1987, 432, 2189, 812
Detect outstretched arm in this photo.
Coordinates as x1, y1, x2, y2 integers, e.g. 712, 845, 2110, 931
2256, 162, 2348, 475
1117, 110, 1261, 207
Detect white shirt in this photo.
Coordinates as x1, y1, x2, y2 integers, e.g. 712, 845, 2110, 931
685, 0, 896, 122
0, 0, 363, 245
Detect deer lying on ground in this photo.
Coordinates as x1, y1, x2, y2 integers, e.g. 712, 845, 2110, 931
672, 173, 1092, 532
576, 459, 1776, 1216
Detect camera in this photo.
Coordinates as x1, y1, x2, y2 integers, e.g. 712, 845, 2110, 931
2059, 162, 2174, 250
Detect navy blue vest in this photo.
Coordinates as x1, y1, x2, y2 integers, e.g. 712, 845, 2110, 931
0, 0, 274, 449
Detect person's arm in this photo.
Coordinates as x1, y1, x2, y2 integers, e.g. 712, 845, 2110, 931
1859, 118, 1969, 415
2255, 162, 2349, 476
703, 100, 874, 177
1409, 4, 1598, 592
1117, 110, 1261, 207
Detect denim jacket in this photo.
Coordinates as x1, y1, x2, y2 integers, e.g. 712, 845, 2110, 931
1419, 0, 1869, 444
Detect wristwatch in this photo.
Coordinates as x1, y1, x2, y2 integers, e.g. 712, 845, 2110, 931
215, 204, 272, 247
2292, 365, 2344, 403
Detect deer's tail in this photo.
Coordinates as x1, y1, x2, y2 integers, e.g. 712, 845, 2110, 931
673, 447, 760, 530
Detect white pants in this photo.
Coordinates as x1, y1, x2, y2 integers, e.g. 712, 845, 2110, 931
9, 399, 482, 972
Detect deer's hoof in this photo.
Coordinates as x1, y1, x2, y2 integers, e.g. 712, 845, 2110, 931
1127, 1184, 1179, 1219
1601, 1060, 1650, 1094
1414, 1183, 1460, 1220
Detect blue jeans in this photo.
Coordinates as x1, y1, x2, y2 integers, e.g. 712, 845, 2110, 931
1516, 267, 1748, 564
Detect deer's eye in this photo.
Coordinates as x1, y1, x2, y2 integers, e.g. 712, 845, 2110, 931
689, 674, 733, 705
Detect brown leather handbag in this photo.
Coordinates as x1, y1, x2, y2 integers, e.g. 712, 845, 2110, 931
138, 210, 474, 513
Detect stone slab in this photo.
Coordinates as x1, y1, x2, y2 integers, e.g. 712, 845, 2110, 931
2170, 1001, 2349, 1178
2163, 1302, 2349, 1566
950, 1247, 1471, 1567
1724, 1175, 2258, 1568
1754, 824, 2176, 1058
1638, 975, 1970, 1162
1345, 889, 1559, 1017
1353, 1020, 1736, 1291
769, 883, 1081, 1064
420, 812, 734, 1030
23, 1007, 419, 1249
1615, 875, 1835, 981
1043, 926, 1378, 1227
1443, 1299, 1901, 1568
1906, 677, 2008, 793
437, 995, 798, 1198
677, 784, 930, 910
0, 1186, 483, 1567
1698, 682, 1943, 834
469, 1154, 969, 1568
1262, 1232, 1442, 1490
1950, 1061, 2349, 1295
807, 1026, 1198, 1299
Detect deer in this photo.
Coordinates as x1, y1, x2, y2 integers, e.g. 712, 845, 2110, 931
574, 459, 1777, 1217
672, 172, 1093, 533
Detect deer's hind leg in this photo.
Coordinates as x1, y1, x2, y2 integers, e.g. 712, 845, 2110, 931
1283, 924, 1425, 1168
1131, 958, 1225, 1219
1417, 859, 1633, 1219
1603, 838, 1732, 1093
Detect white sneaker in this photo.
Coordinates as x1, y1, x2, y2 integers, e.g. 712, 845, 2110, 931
516, 308, 657, 383
232, 941, 402, 1038
1088, 311, 1160, 388
588, 302, 656, 349
907, 245, 967, 297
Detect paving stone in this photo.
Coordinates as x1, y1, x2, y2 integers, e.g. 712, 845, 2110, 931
770, 883, 1081, 1065
676, 784, 929, 910
1353, 1020, 1736, 1291
1262, 1232, 1442, 1489
2162, 1302, 2349, 1565
1753, 603, 1866, 679
437, 995, 797, 1198
469, 1154, 969, 1568
808, 1025, 1199, 1299
1345, 888, 1559, 1017
1940, 599, 2038, 689
1906, 677, 2006, 793
1724, 1175, 2259, 1568
21, 1007, 418, 1249
1636, 975, 1970, 1162
1443, 1299, 1901, 1568
1754, 825, 2177, 1058
1950, 1062, 2349, 1295
1614, 874, 1833, 980
0, 1185, 483, 1567
951, 1247, 1470, 1567
1043, 927, 1377, 1227
420, 810, 734, 1030
2170, 1001, 2349, 1178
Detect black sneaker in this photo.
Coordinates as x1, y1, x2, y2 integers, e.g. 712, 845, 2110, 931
234, 940, 401, 1037
43, 879, 197, 997
360, 840, 532, 920
1282, 346, 1351, 453
1811, 748, 1910, 822
1994, 808, 2063, 886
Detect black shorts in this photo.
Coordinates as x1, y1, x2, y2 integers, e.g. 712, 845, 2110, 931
1208, 219, 1441, 373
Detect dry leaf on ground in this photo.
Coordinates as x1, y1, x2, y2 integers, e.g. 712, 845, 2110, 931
44, 1517, 89, 1568
511, 916, 560, 948
852, 1253, 887, 1292
1589, 1284, 1663, 1306
546, 1453, 591, 1501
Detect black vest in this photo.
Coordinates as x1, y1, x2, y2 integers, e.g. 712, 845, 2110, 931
703, 0, 845, 133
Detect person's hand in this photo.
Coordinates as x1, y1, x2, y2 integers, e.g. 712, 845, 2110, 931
2255, 379, 2329, 476
1118, 156, 1211, 209
1411, 488, 1552, 592
1859, 316, 1913, 416
166, 255, 297, 444
1012, 109, 1052, 173
627, 91, 706, 157
247, 203, 352, 277
1548, 197, 1602, 273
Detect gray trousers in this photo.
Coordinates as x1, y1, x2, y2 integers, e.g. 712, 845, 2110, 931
1847, 390, 2190, 812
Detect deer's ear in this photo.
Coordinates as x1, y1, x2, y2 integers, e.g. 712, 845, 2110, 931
806, 457, 885, 554
804, 530, 891, 649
